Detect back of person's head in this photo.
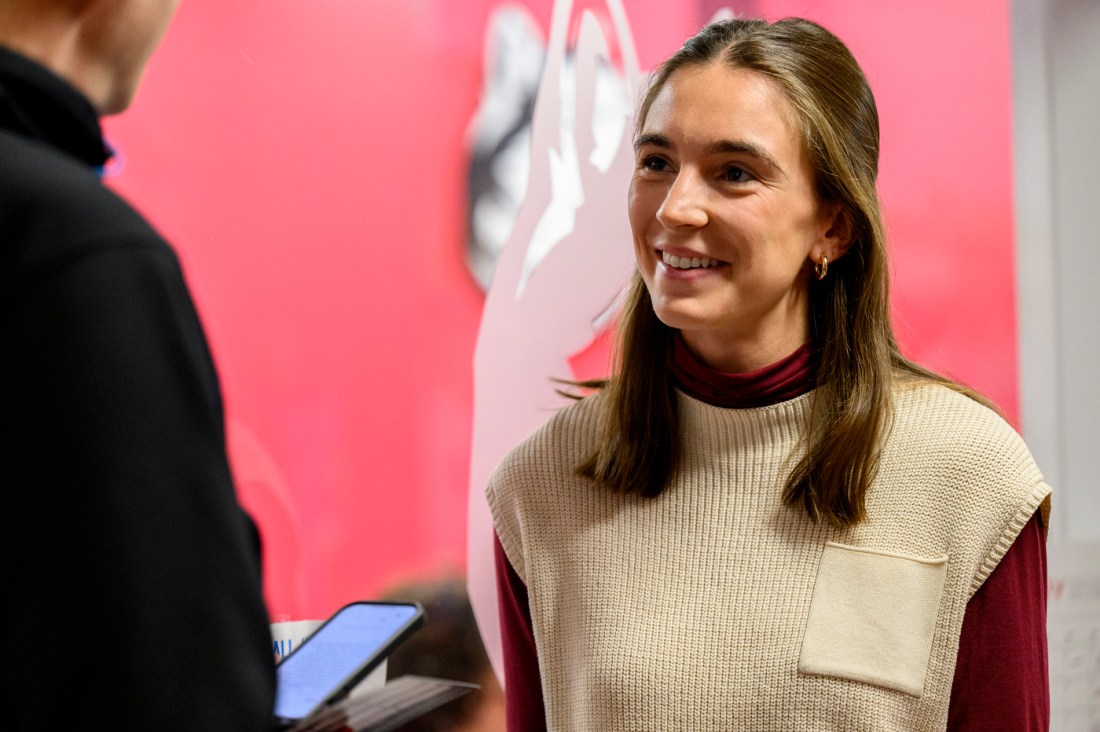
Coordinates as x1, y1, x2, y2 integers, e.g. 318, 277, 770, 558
0, 0, 180, 115
382, 575, 505, 732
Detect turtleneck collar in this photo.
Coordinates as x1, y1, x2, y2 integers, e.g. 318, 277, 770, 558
0, 46, 110, 168
672, 333, 816, 409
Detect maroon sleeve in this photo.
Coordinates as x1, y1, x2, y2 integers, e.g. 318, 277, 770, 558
948, 512, 1049, 730
495, 532, 548, 732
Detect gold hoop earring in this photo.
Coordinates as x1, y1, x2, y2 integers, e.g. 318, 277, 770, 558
814, 255, 828, 281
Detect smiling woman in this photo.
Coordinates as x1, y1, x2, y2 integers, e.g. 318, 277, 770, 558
486, 16, 1051, 732
629, 64, 845, 374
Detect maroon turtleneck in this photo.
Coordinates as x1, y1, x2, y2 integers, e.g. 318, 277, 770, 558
494, 340, 1047, 731
671, 335, 816, 408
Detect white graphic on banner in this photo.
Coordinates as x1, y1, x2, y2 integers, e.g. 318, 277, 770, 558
466, 0, 641, 683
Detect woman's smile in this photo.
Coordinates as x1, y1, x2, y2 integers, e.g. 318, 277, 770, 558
661, 251, 723, 270
656, 249, 729, 281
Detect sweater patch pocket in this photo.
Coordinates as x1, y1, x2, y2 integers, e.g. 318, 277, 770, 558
798, 541, 948, 697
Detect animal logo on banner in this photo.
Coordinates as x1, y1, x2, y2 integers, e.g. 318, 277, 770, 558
466, 0, 642, 681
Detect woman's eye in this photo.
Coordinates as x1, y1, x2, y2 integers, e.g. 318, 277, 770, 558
723, 165, 752, 183
640, 155, 669, 172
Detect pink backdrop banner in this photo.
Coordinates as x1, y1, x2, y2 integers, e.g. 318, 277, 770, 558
104, 0, 1016, 622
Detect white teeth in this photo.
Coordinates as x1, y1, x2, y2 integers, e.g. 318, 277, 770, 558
662, 251, 718, 269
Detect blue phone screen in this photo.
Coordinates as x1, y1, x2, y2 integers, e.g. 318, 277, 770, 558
274, 603, 419, 721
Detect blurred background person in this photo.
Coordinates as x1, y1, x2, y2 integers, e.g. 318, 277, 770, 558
384, 574, 505, 732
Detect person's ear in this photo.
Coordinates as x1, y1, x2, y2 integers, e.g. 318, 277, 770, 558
817, 201, 854, 264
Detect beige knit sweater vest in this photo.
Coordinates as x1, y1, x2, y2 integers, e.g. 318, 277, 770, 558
488, 382, 1050, 731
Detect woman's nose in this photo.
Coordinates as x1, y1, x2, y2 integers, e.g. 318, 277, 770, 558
656, 171, 708, 229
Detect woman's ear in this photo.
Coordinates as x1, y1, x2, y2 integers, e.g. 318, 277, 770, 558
818, 201, 854, 263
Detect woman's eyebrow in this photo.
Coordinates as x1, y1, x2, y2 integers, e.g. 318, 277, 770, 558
708, 139, 785, 177
634, 132, 671, 151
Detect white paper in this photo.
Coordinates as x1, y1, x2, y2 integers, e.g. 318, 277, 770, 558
1048, 542, 1100, 731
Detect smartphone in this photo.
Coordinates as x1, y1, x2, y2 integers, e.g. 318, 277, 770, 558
272, 600, 425, 726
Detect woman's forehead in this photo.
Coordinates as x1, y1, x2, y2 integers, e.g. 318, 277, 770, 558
640, 64, 804, 157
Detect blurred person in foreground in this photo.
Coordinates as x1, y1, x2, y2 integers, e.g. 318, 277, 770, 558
0, 0, 276, 728
488, 17, 1050, 731
384, 575, 505, 732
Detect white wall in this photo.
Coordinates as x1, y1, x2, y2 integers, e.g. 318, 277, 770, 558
1013, 0, 1100, 543
1013, 5, 1100, 729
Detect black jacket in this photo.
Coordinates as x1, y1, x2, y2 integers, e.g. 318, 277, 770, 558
0, 47, 276, 730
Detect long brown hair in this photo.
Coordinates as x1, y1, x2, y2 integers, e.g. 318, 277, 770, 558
579, 17, 987, 527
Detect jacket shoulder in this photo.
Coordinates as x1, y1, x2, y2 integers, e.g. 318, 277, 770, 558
0, 130, 165, 271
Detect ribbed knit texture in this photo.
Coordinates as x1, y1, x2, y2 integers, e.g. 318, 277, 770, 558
487, 381, 1050, 731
